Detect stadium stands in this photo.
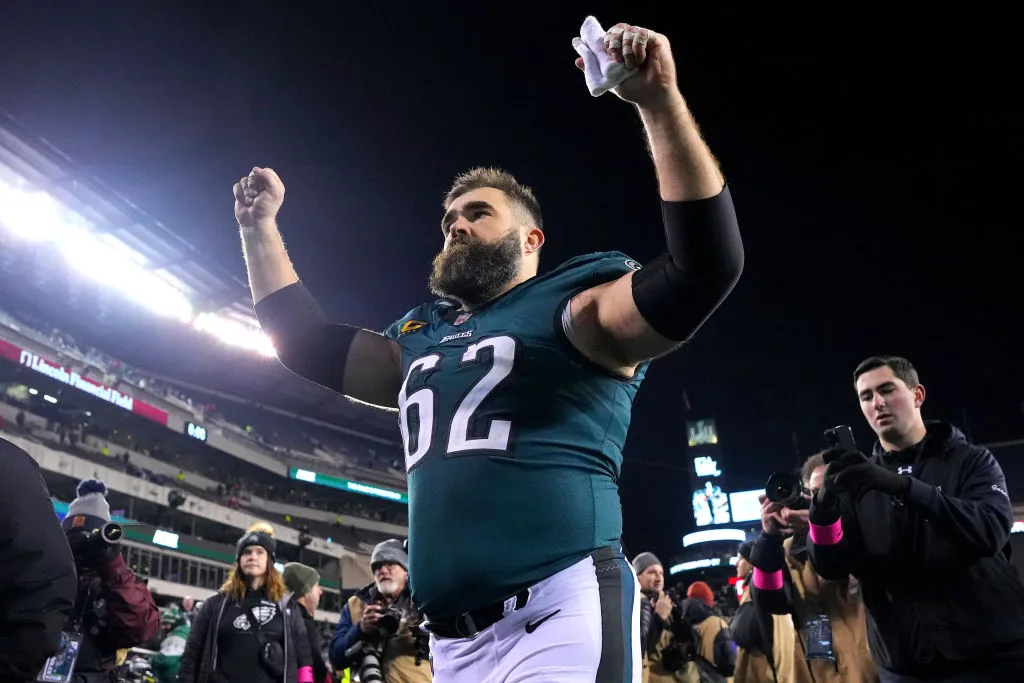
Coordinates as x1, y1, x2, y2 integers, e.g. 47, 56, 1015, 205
0, 115, 411, 623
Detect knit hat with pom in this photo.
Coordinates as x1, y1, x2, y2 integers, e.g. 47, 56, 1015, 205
687, 581, 716, 608
237, 521, 277, 560
61, 479, 111, 533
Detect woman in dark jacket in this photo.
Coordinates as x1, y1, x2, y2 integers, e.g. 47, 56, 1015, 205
178, 523, 313, 683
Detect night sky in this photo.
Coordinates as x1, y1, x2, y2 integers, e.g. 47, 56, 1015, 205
1, 3, 1019, 560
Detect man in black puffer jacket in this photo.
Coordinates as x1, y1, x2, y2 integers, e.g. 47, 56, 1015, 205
0, 438, 77, 682
808, 356, 1024, 682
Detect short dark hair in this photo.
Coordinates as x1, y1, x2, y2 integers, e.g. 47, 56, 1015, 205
801, 451, 825, 486
444, 167, 543, 230
853, 355, 920, 388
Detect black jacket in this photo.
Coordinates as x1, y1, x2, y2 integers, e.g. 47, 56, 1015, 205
0, 438, 78, 681
295, 602, 327, 683
178, 590, 313, 683
808, 422, 1024, 676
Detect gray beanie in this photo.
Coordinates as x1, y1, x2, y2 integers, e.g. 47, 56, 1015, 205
282, 562, 321, 597
371, 539, 408, 572
632, 552, 662, 576
61, 479, 111, 532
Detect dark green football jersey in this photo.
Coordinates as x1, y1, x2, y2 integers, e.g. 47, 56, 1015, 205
383, 251, 648, 618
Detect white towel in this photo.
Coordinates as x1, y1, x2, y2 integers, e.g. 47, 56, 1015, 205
572, 16, 638, 97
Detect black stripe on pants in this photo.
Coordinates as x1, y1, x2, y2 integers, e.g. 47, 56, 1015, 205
593, 544, 635, 683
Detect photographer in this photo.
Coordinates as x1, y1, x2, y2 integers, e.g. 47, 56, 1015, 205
808, 356, 1024, 681
329, 539, 430, 683
0, 437, 77, 682
58, 479, 160, 682
749, 454, 877, 682
676, 582, 737, 682
178, 523, 313, 683
634, 549, 734, 683
732, 542, 799, 683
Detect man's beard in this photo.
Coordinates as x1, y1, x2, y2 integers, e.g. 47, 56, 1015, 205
376, 578, 399, 596
429, 229, 522, 308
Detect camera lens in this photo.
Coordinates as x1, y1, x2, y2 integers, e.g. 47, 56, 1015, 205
101, 523, 123, 544
765, 472, 798, 504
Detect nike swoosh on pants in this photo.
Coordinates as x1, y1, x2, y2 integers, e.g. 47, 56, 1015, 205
525, 609, 561, 633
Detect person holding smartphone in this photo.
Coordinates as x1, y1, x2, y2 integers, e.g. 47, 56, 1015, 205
807, 356, 1024, 682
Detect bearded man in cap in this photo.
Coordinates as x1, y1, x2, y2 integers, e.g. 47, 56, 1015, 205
633, 552, 681, 683
330, 539, 431, 682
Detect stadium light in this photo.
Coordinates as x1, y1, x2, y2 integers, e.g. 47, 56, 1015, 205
193, 312, 275, 357
0, 177, 277, 357
682, 528, 747, 547
0, 184, 66, 242
62, 225, 194, 323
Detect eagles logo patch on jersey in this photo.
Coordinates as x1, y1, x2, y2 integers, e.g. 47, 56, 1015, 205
400, 319, 427, 335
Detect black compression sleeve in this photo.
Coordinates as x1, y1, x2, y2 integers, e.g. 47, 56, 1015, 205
631, 185, 743, 341
254, 283, 358, 392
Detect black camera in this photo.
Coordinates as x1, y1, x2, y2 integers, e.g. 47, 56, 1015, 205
375, 604, 402, 635
343, 603, 407, 682
67, 522, 123, 566
660, 600, 699, 672
764, 472, 810, 509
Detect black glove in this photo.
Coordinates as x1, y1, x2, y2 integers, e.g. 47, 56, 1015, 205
830, 450, 910, 499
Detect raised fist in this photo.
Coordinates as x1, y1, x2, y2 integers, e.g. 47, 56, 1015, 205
233, 166, 285, 229
574, 22, 679, 108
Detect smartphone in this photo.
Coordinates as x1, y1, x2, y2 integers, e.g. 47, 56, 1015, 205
824, 425, 857, 454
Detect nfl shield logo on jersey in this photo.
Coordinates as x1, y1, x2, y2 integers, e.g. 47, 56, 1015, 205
454, 312, 473, 325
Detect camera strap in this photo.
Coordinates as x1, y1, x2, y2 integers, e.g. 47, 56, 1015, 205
245, 600, 286, 677
70, 585, 94, 636
246, 604, 264, 633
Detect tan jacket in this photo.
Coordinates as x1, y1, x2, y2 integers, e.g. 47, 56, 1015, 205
783, 537, 877, 683
644, 620, 688, 683
733, 587, 798, 683
346, 595, 431, 683
690, 614, 734, 682
644, 603, 734, 683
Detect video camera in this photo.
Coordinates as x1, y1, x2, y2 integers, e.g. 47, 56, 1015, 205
66, 522, 124, 566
